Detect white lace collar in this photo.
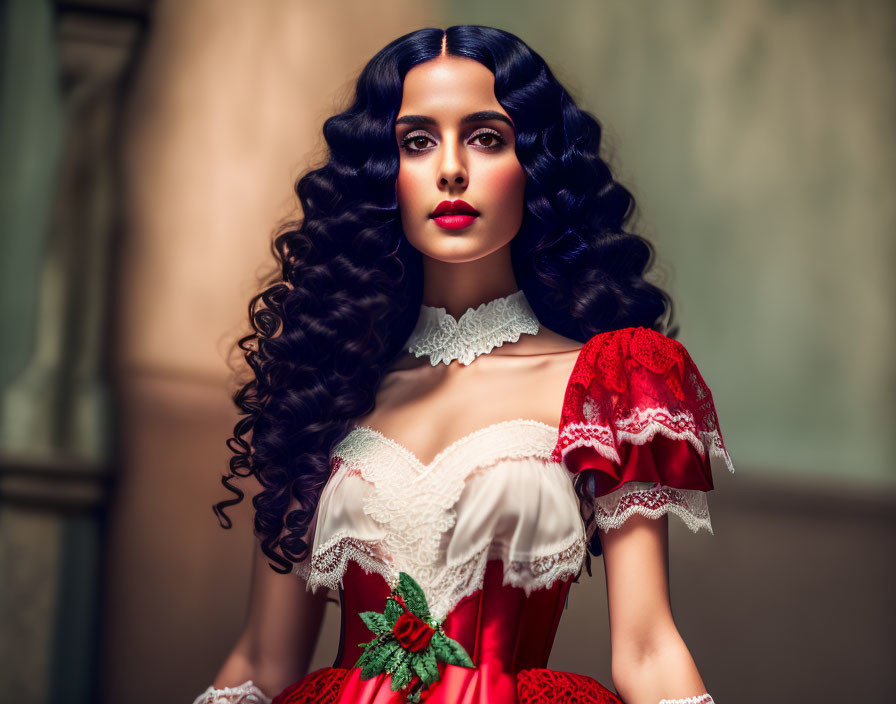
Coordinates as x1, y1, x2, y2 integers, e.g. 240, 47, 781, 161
405, 289, 540, 366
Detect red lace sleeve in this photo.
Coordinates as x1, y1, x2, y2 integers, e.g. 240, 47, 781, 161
551, 327, 734, 530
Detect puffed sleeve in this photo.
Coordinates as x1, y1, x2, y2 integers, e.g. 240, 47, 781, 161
551, 326, 734, 541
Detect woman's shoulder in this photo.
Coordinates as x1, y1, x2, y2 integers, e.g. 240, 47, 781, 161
580, 324, 683, 356
569, 326, 696, 393
552, 324, 735, 473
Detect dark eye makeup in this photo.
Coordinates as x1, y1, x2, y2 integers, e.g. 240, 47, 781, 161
398, 128, 508, 154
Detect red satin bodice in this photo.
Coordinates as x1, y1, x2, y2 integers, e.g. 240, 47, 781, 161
273, 560, 622, 704
337, 559, 570, 672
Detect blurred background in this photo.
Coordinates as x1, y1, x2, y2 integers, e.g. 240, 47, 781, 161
0, 0, 893, 702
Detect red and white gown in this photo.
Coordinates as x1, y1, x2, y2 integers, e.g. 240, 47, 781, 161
271, 326, 734, 704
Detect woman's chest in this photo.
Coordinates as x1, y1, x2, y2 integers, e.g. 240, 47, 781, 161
351, 350, 577, 467
304, 420, 587, 620
323, 421, 577, 536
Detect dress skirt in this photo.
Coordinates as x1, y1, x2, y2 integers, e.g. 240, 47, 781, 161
272, 665, 622, 703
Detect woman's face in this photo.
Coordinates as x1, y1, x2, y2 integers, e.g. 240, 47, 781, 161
395, 55, 526, 263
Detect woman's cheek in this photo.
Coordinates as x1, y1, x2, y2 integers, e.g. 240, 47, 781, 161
396, 165, 424, 213
492, 155, 524, 189
487, 160, 526, 217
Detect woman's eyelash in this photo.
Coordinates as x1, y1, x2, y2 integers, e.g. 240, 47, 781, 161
398, 129, 507, 153
470, 129, 507, 147
398, 133, 432, 151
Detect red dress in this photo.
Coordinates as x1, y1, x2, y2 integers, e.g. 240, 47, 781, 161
272, 327, 734, 704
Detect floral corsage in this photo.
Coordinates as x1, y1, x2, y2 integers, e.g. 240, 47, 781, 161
354, 572, 474, 702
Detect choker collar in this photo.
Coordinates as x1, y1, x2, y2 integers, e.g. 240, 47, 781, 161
405, 289, 540, 366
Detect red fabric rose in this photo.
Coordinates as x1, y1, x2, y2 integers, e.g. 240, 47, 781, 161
392, 611, 434, 652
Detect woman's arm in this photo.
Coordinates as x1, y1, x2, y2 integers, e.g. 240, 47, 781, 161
601, 513, 709, 704
205, 536, 331, 699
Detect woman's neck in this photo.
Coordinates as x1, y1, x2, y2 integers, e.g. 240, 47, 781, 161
419, 242, 519, 320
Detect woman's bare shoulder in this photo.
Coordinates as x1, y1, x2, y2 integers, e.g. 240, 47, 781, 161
523, 326, 584, 355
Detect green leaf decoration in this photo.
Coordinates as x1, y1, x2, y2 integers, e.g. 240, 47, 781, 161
390, 657, 414, 691
355, 647, 373, 669
384, 644, 410, 674
360, 639, 401, 680
355, 634, 387, 669
430, 631, 475, 668
359, 611, 391, 635
411, 648, 440, 686
397, 572, 431, 621
384, 596, 403, 626
358, 637, 382, 652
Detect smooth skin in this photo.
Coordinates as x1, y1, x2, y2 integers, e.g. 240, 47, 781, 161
210, 475, 330, 696
210, 48, 708, 704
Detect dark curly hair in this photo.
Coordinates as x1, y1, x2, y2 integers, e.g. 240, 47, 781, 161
214, 25, 677, 574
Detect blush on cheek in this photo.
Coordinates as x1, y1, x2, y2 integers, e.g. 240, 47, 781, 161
489, 163, 526, 201
395, 167, 423, 212
487, 164, 526, 219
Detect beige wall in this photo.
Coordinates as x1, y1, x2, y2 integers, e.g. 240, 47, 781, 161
118, 0, 435, 380
101, 2, 895, 703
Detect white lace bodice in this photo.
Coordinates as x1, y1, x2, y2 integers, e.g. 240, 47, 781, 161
296, 420, 585, 620
295, 418, 711, 619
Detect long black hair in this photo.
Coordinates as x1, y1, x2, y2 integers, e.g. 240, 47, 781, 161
214, 25, 676, 573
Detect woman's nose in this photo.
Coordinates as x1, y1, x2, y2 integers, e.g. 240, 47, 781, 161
438, 140, 467, 187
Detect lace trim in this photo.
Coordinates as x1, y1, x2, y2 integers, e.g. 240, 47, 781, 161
271, 668, 348, 704
516, 668, 623, 703
404, 289, 540, 366
294, 530, 391, 587
338, 418, 558, 472
191, 680, 272, 704
298, 529, 586, 618
587, 481, 712, 535
554, 405, 735, 474
429, 533, 585, 618
505, 536, 586, 585
658, 695, 715, 704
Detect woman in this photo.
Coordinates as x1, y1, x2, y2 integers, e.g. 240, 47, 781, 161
193, 25, 734, 704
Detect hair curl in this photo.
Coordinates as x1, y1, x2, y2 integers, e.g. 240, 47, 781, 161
214, 25, 677, 573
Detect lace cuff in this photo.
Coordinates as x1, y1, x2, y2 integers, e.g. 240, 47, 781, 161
658, 695, 715, 704
191, 680, 272, 704
586, 480, 713, 536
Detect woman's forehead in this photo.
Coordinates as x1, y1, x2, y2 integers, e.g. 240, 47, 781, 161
398, 56, 505, 122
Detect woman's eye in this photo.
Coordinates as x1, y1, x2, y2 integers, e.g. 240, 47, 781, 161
398, 129, 507, 154
399, 134, 434, 152
471, 130, 506, 148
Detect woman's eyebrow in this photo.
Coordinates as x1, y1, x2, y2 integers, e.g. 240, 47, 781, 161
395, 110, 513, 129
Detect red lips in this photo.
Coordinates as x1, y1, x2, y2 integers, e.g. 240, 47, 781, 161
430, 199, 479, 217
